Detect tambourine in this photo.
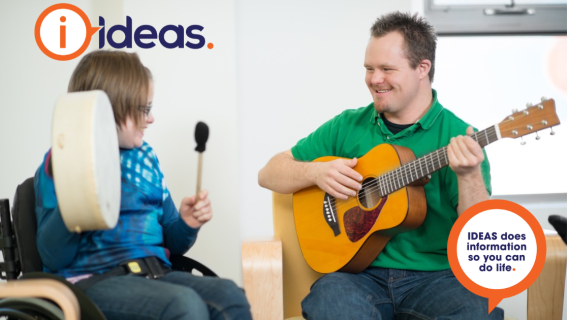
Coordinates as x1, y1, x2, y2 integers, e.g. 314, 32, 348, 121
51, 90, 120, 233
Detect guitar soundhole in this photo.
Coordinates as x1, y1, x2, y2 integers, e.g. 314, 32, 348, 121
358, 177, 382, 209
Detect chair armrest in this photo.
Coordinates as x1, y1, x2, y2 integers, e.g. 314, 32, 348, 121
527, 234, 566, 320
0, 279, 80, 320
242, 237, 283, 320
170, 255, 218, 277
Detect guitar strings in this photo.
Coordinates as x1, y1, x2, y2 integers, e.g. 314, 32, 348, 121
328, 107, 547, 214
334, 128, 498, 211
333, 128, 498, 211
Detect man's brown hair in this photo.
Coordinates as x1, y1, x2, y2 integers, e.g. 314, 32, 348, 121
68, 50, 150, 126
370, 12, 437, 82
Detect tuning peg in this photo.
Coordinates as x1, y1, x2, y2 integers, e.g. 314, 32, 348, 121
512, 109, 518, 114
520, 137, 526, 145
550, 128, 556, 135
526, 103, 533, 108
535, 132, 541, 140
541, 97, 548, 102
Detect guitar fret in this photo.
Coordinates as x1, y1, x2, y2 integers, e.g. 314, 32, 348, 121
414, 161, 419, 180
395, 167, 401, 189
443, 147, 448, 165
484, 130, 489, 146
437, 150, 441, 169
430, 153, 435, 172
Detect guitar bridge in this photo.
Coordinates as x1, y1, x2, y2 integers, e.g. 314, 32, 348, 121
323, 193, 340, 237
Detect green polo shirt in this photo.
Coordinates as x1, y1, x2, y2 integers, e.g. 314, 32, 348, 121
291, 90, 491, 271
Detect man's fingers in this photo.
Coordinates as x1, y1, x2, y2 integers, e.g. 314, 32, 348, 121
329, 180, 356, 199
457, 136, 483, 165
335, 171, 362, 191
343, 157, 358, 168
450, 138, 467, 165
338, 164, 363, 183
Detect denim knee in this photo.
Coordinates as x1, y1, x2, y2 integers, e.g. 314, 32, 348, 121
208, 278, 251, 317
301, 273, 382, 320
462, 304, 504, 320
448, 299, 504, 320
161, 288, 209, 320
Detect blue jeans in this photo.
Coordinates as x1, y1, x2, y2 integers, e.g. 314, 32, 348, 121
301, 268, 504, 320
83, 271, 251, 320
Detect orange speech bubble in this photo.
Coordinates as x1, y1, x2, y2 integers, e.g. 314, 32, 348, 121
447, 199, 546, 313
35, 3, 100, 61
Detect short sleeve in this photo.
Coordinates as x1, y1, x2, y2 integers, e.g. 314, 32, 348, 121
291, 114, 343, 161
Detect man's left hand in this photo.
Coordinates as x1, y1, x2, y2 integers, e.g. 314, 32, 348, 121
179, 190, 212, 229
448, 127, 484, 177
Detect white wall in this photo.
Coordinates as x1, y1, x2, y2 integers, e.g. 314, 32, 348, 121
0, 1, 565, 319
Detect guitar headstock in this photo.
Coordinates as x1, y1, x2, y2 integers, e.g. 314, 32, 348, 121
498, 98, 560, 140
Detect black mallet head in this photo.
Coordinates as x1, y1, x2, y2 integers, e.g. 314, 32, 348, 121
195, 121, 209, 152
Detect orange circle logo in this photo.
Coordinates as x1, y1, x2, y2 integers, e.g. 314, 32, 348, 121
35, 3, 100, 61
447, 200, 546, 313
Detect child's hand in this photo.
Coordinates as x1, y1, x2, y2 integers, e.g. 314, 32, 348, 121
179, 190, 212, 229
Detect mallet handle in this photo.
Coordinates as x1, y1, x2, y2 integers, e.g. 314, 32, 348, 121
196, 153, 203, 200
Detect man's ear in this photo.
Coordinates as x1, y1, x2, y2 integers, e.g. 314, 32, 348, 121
417, 59, 431, 80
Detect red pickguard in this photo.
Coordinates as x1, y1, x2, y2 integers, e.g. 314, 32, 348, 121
343, 196, 388, 242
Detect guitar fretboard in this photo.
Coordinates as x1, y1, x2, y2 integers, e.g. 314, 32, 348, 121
374, 126, 499, 197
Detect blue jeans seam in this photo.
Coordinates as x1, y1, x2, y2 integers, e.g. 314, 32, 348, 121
204, 299, 231, 320
396, 309, 433, 320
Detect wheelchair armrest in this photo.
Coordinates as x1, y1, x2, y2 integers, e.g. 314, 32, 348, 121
19, 272, 106, 320
170, 255, 218, 277
242, 237, 284, 320
0, 278, 79, 320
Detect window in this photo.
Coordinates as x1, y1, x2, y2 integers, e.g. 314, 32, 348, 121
424, 0, 566, 35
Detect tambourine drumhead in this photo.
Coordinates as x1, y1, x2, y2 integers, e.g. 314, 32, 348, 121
51, 90, 120, 233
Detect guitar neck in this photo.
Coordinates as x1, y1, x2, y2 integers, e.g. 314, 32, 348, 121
377, 125, 500, 197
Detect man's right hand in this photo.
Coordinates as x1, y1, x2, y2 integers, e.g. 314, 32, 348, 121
312, 158, 362, 200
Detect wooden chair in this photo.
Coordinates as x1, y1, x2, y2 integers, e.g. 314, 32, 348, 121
242, 192, 567, 320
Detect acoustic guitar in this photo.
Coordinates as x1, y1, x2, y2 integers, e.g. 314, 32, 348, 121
292, 99, 560, 274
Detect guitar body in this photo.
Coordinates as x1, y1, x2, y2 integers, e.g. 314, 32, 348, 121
293, 143, 427, 274
292, 99, 560, 274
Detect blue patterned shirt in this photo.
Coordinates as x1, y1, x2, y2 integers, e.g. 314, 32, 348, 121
35, 142, 199, 278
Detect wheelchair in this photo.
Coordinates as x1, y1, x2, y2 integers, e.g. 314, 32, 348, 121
0, 177, 217, 320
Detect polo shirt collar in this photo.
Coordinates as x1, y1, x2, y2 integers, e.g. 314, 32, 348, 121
416, 89, 443, 130
369, 89, 443, 131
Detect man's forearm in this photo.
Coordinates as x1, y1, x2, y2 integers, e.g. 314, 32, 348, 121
456, 170, 489, 216
258, 151, 316, 194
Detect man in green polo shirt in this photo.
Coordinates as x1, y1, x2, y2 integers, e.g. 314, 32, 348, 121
258, 11, 503, 320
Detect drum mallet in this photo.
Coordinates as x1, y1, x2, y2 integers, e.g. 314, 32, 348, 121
194, 122, 209, 201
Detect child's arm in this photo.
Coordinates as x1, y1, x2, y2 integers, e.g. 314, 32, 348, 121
34, 151, 81, 272
161, 194, 200, 255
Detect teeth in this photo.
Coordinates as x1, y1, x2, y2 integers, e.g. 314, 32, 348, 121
376, 89, 390, 93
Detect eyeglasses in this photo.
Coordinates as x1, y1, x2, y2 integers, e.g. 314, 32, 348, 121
139, 105, 152, 117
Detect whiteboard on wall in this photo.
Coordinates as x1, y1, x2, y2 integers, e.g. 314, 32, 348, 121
434, 35, 567, 195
